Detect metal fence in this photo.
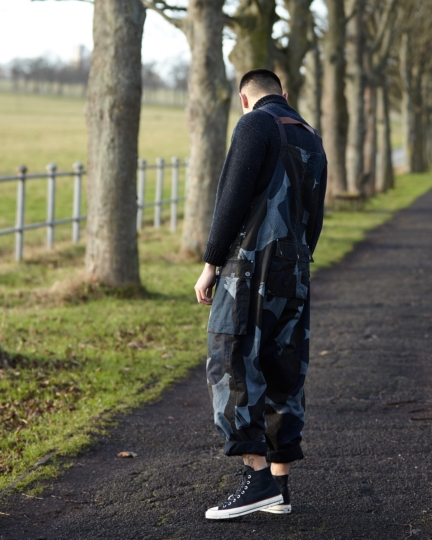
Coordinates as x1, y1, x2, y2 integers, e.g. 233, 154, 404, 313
0, 158, 187, 262
0, 81, 242, 110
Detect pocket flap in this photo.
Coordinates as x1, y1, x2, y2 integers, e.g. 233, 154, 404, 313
218, 259, 254, 278
275, 241, 314, 263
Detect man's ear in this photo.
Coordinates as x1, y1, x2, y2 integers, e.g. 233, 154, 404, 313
239, 92, 249, 109
283, 92, 289, 102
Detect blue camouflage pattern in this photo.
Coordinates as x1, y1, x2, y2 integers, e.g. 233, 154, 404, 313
207, 106, 327, 463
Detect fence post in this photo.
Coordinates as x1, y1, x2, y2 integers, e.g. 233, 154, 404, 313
72, 162, 83, 242
171, 157, 179, 232
136, 158, 146, 230
154, 157, 164, 228
46, 163, 57, 249
184, 156, 189, 197
15, 164, 27, 262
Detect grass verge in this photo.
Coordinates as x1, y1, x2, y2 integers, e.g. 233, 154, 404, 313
312, 172, 432, 272
0, 171, 431, 494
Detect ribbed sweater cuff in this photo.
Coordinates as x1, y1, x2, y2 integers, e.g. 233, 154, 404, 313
202, 243, 227, 267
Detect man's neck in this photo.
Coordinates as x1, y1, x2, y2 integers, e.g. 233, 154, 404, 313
253, 94, 288, 110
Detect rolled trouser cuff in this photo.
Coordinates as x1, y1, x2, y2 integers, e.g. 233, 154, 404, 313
224, 440, 267, 457
267, 445, 304, 463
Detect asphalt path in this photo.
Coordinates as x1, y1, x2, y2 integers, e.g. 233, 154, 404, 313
1, 190, 432, 540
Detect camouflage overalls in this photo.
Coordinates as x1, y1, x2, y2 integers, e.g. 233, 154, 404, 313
207, 106, 326, 463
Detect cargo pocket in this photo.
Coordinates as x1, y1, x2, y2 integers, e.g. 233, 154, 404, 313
207, 259, 254, 335
266, 240, 312, 300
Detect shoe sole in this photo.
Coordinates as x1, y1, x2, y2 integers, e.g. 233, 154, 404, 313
260, 504, 292, 514
205, 494, 284, 520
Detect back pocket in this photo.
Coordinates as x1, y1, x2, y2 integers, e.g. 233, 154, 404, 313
266, 241, 312, 300
207, 259, 253, 335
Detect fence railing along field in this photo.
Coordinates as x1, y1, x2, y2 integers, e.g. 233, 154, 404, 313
0, 80, 189, 107
0, 81, 243, 111
0, 158, 187, 261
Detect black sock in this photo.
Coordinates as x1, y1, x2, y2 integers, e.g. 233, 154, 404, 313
271, 474, 290, 504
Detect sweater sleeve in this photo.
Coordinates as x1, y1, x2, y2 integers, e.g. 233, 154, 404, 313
202, 120, 267, 266
309, 163, 327, 255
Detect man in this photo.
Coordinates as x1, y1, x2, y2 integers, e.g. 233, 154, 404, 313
194, 69, 327, 520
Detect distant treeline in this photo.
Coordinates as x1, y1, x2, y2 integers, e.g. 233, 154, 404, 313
0, 55, 191, 105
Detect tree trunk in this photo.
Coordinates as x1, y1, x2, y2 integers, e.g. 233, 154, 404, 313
425, 74, 432, 169
363, 83, 377, 197
400, 46, 427, 174
229, 0, 277, 87
344, 0, 365, 195
376, 81, 394, 192
361, 0, 399, 195
180, 0, 232, 258
400, 32, 415, 173
275, 0, 313, 111
321, 0, 348, 200
411, 65, 427, 172
303, 16, 322, 132
85, 0, 145, 286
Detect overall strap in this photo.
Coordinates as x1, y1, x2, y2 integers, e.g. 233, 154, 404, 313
259, 105, 288, 145
259, 105, 324, 154
279, 116, 315, 134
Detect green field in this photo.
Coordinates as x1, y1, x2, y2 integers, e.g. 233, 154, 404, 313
0, 92, 241, 257
0, 91, 429, 494
0, 91, 243, 174
0, 92, 180, 173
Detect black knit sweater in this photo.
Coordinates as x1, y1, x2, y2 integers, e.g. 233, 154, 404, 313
202, 94, 327, 267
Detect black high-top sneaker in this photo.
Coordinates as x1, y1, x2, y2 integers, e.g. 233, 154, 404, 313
261, 474, 292, 514
205, 466, 283, 519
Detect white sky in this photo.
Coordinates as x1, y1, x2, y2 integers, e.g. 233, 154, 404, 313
0, 0, 326, 77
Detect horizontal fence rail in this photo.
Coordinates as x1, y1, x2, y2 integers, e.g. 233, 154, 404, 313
0, 158, 187, 261
0, 82, 243, 110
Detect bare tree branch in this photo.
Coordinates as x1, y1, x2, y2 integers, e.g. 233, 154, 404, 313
149, 0, 186, 11
345, 3, 357, 24
31, 0, 94, 3
277, 15, 291, 25
251, 0, 264, 15
140, 0, 184, 28
223, 12, 237, 29
371, 0, 398, 53
371, 0, 405, 71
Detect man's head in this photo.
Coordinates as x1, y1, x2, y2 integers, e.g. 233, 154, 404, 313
239, 69, 287, 114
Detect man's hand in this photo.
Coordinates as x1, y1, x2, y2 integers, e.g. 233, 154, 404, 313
194, 263, 217, 305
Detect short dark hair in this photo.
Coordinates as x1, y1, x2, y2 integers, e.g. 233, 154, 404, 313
239, 68, 282, 95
